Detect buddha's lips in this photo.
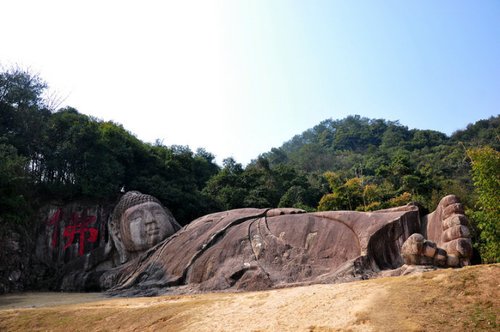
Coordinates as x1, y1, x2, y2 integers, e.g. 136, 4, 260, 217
147, 228, 160, 236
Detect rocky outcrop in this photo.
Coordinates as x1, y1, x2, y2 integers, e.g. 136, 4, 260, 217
0, 194, 474, 296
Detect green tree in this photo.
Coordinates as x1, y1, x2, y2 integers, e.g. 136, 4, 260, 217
318, 192, 343, 211
0, 67, 51, 182
318, 173, 364, 211
202, 157, 246, 210
0, 66, 47, 109
278, 185, 309, 209
362, 183, 382, 211
0, 141, 30, 223
343, 177, 364, 210
467, 146, 500, 263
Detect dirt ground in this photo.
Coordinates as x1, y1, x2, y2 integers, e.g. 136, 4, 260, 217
0, 264, 498, 331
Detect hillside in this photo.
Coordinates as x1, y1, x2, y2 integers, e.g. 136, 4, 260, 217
266, 115, 500, 170
258, 115, 499, 211
0, 264, 498, 331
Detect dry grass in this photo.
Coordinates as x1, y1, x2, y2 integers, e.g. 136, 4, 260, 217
0, 295, 211, 332
0, 264, 498, 331
360, 264, 499, 331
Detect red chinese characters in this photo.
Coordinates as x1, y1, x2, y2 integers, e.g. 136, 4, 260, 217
47, 208, 63, 248
47, 209, 99, 256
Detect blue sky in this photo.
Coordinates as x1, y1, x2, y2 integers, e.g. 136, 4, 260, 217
1, 1, 499, 164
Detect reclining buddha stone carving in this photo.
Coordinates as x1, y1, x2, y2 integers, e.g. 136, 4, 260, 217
101, 192, 472, 296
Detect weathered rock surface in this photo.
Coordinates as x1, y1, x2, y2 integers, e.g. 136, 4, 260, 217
0, 229, 29, 294
0, 221, 62, 294
0, 193, 474, 295
34, 202, 115, 291
105, 205, 422, 296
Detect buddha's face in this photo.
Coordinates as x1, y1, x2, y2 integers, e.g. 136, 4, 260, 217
120, 201, 175, 252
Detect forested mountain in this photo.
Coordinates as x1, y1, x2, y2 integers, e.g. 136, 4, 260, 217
1, 67, 498, 262
258, 115, 499, 210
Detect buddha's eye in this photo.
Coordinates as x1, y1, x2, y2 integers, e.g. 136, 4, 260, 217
130, 217, 142, 224
154, 212, 167, 220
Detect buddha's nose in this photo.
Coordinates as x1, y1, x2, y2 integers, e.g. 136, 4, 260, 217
144, 211, 156, 225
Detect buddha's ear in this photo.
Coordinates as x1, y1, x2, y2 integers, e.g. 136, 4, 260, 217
108, 216, 129, 264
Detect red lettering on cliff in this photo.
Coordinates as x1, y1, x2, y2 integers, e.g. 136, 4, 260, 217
46, 208, 63, 248
63, 225, 98, 256
46, 209, 99, 256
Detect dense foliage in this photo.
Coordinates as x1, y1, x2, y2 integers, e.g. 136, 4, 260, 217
1, 67, 498, 262
0, 67, 219, 225
467, 147, 499, 263
260, 115, 499, 211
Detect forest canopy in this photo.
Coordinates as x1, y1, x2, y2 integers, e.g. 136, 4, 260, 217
1, 67, 498, 262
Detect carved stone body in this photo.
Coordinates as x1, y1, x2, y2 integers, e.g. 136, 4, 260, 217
102, 195, 472, 296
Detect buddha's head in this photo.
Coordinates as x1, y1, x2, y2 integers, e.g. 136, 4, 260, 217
109, 191, 180, 263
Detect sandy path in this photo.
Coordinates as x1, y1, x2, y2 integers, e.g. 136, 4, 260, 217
0, 292, 105, 310
181, 282, 384, 331
0, 265, 497, 331
0, 281, 383, 331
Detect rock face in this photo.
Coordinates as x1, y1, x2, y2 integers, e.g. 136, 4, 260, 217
0, 229, 30, 294
1, 201, 114, 294
33, 202, 114, 291
104, 205, 423, 296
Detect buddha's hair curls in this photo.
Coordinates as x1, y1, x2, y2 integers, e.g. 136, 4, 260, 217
111, 191, 162, 225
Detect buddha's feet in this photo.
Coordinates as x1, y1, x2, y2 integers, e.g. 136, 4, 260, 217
401, 195, 472, 267
437, 195, 473, 266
